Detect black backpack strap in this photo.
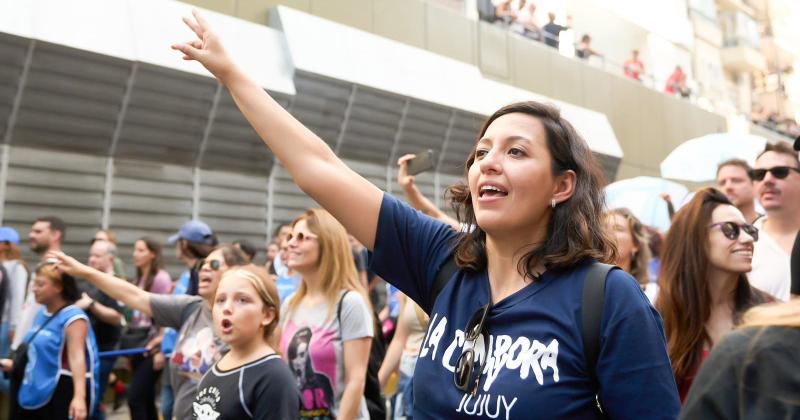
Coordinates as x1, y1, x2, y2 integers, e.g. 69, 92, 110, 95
336, 290, 350, 326
582, 262, 615, 415
429, 256, 458, 313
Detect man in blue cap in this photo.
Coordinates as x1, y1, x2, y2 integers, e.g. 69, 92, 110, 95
161, 220, 217, 420
0, 227, 20, 245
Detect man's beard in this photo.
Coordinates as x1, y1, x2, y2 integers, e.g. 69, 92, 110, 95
31, 242, 49, 255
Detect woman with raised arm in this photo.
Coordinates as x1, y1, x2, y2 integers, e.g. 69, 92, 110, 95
46, 244, 249, 420
172, 11, 680, 418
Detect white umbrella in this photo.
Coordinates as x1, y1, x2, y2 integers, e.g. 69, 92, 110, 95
660, 133, 767, 182
605, 176, 689, 231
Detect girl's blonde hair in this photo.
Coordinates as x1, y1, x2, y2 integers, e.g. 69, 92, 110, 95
220, 264, 280, 340
285, 208, 370, 320
740, 300, 800, 329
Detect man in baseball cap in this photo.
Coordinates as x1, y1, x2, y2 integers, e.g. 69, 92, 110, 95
0, 227, 20, 244
167, 220, 215, 245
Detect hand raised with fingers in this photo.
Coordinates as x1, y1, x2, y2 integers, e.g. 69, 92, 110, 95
45, 251, 90, 278
171, 9, 237, 82
397, 154, 416, 188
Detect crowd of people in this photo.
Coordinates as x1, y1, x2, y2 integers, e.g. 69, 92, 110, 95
0, 9, 797, 420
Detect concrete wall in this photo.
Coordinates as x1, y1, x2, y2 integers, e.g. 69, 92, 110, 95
179, 0, 728, 179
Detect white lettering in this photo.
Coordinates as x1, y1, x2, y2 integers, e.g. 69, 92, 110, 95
419, 313, 437, 357
442, 329, 465, 372
454, 394, 518, 420
420, 315, 447, 361
524, 339, 547, 385
505, 337, 530, 370
457, 393, 469, 412
501, 396, 519, 420
540, 340, 560, 382
463, 394, 481, 415
484, 394, 501, 419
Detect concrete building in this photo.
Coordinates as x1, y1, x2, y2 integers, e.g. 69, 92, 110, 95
0, 0, 768, 274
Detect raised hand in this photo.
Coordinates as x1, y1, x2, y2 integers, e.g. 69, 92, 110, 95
45, 251, 90, 278
171, 9, 238, 82
397, 154, 416, 188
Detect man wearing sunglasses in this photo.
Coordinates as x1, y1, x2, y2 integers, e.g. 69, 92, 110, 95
748, 142, 800, 301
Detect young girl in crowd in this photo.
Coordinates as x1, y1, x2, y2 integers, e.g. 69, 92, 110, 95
126, 237, 171, 420
655, 188, 771, 402
0, 263, 99, 420
279, 209, 374, 420
173, 11, 679, 418
193, 265, 298, 419
604, 208, 656, 302
47, 245, 248, 420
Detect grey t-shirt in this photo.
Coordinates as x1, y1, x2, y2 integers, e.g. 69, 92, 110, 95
279, 290, 374, 420
151, 294, 227, 420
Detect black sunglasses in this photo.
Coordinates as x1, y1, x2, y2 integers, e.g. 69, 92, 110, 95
201, 259, 222, 271
454, 303, 491, 395
709, 221, 759, 242
749, 166, 800, 181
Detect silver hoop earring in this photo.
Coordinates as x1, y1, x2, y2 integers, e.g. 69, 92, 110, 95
551, 199, 556, 209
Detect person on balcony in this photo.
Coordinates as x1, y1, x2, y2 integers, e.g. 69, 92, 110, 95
665, 66, 691, 98
575, 34, 602, 60
623, 49, 645, 81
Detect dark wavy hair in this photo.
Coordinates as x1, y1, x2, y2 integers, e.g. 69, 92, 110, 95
446, 101, 616, 279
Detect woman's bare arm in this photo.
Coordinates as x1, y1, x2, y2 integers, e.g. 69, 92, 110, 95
65, 319, 88, 420
172, 11, 383, 249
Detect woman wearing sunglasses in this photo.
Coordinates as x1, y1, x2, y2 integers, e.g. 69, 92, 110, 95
279, 209, 374, 420
172, 11, 679, 418
44, 245, 249, 420
655, 188, 772, 403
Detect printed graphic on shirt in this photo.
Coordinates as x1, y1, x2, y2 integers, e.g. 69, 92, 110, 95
285, 325, 336, 419
419, 313, 560, 420
193, 386, 222, 420
171, 326, 220, 380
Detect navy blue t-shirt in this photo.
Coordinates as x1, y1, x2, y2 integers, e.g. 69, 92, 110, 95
371, 193, 680, 419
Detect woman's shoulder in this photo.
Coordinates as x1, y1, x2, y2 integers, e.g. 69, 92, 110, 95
341, 289, 369, 306
550, 261, 641, 293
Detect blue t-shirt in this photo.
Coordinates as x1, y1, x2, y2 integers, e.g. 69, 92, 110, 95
162, 270, 191, 356
370, 193, 680, 419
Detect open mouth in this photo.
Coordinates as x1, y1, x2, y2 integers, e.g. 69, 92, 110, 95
220, 319, 233, 334
478, 184, 508, 198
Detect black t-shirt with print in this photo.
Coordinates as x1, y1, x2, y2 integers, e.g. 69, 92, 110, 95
193, 353, 300, 420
